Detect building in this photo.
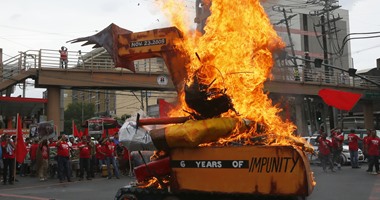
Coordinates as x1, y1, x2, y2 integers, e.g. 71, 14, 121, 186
195, 0, 351, 70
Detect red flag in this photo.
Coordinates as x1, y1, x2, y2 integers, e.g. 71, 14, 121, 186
102, 129, 107, 138
83, 128, 89, 136
158, 99, 175, 118
318, 89, 362, 111
72, 120, 81, 138
16, 114, 27, 163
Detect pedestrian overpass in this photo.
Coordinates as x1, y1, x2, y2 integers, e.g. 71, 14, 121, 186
1, 48, 380, 134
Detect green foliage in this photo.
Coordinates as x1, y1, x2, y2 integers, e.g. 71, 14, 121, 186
63, 102, 95, 134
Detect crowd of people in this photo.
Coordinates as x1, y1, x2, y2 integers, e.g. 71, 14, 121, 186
0, 132, 132, 185
316, 128, 380, 174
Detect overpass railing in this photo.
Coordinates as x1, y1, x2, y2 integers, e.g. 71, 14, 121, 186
271, 65, 380, 90
1, 49, 380, 90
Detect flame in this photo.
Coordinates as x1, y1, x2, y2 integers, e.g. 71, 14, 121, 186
139, 176, 171, 189
159, 0, 300, 145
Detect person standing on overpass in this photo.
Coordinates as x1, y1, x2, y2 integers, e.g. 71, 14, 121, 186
59, 46, 68, 69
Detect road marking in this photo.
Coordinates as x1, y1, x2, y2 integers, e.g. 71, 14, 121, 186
0, 193, 51, 200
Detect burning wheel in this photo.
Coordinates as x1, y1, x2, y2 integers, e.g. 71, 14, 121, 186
118, 194, 137, 200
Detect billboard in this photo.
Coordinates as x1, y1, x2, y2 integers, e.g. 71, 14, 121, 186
88, 119, 103, 135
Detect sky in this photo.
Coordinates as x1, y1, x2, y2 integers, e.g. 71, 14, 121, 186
0, 0, 379, 98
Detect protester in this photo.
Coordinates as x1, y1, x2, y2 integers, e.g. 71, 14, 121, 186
96, 138, 106, 175
56, 135, 71, 183
38, 139, 49, 181
30, 138, 39, 176
69, 136, 79, 178
1, 134, 15, 184
365, 130, 380, 175
117, 144, 130, 176
48, 138, 58, 178
347, 129, 362, 168
104, 137, 120, 179
318, 133, 334, 172
89, 137, 96, 178
59, 46, 68, 69
363, 129, 371, 172
78, 136, 92, 181
331, 129, 344, 170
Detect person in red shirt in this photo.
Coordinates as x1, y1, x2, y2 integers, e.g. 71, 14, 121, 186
117, 144, 130, 176
331, 129, 344, 170
1, 134, 15, 184
38, 139, 49, 181
56, 135, 71, 183
366, 130, 380, 175
347, 129, 362, 168
103, 137, 120, 179
30, 139, 39, 177
363, 129, 372, 172
95, 138, 106, 174
48, 138, 58, 178
318, 133, 334, 172
59, 46, 68, 69
78, 136, 93, 181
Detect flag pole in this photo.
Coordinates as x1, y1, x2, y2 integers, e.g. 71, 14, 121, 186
14, 114, 19, 182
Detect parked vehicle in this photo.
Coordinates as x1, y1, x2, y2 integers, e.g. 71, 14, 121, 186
341, 129, 380, 150
340, 145, 365, 165
303, 135, 365, 165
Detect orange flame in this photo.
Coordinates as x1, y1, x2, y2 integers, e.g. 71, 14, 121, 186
139, 176, 171, 189
160, 0, 299, 145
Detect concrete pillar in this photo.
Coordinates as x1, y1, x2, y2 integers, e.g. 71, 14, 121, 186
295, 95, 306, 136
363, 100, 374, 129
47, 86, 61, 133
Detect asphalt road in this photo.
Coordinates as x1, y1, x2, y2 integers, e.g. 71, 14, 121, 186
308, 163, 380, 200
0, 163, 379, 200
0, 173, 135, 200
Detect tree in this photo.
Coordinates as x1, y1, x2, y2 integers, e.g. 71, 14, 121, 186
63, 102, 95, 135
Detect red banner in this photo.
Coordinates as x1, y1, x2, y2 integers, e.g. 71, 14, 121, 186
318, 89, 362, 111
0, 129, 29, 136
72, 120, 82, 138
16, 114, 27, 163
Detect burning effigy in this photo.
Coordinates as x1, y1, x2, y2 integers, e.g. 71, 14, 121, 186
116, 0, 314, 152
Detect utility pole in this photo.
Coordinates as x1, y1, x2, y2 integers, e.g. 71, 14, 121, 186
140, 90, 145, 112
273, 6, 299, 80
310, 0, 342, 131
282, 9, 298, 70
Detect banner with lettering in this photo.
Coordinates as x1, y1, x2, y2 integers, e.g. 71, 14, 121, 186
88, 119, 103, 135
37, 121, 56, 140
